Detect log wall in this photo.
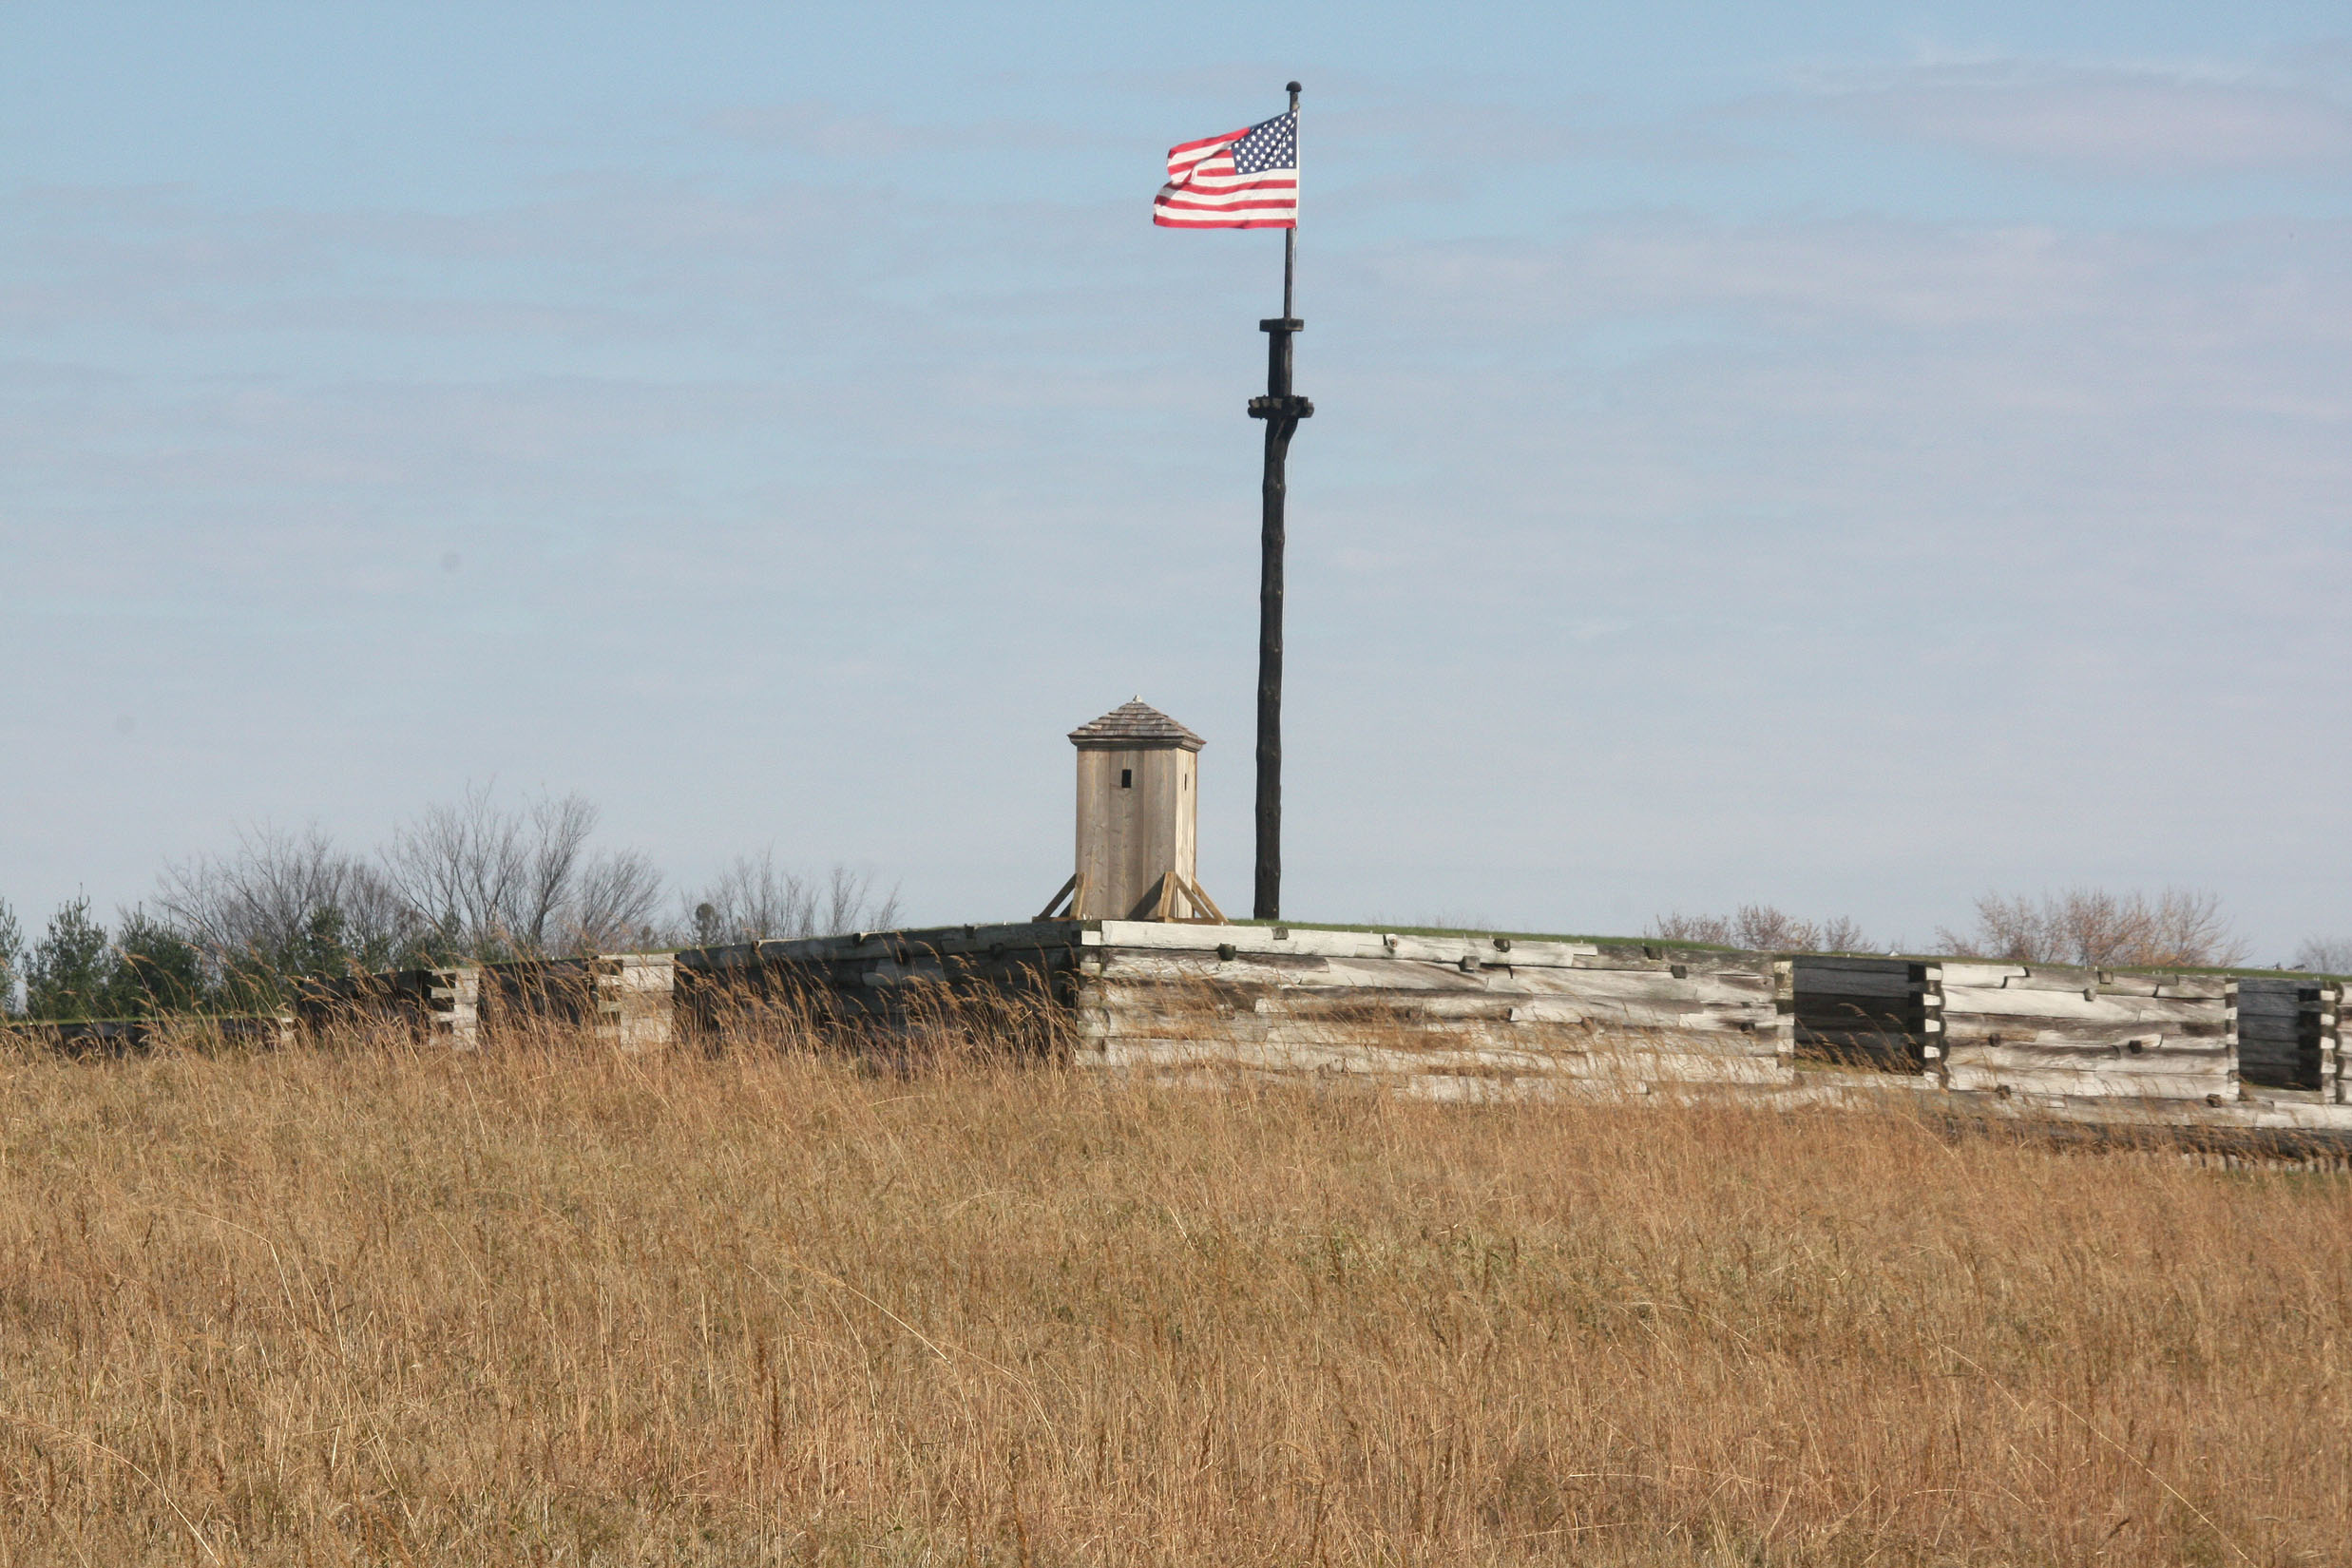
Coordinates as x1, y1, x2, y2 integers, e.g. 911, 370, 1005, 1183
2232, 977, 2333, 1094
1781, 960, 2350, 1108
211, 927, 2349, 1136
673, 922, 1080, 1046
667, 922, 1788, 1091
481, 958, 600, 1040
294, 966, 480, 1047
596, 953, 676, 1051
1785, 957, 1939, 1073
1938, 963, 2234, 1102
470, 955, 679, 1049
6, 1015, 296, 1055
1068, 924, 1789, 1091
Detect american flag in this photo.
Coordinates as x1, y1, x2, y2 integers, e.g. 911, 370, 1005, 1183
1152, 109, 1298, 229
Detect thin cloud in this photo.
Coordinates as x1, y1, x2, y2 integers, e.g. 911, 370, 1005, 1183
1313, 93, 1753, 173
704, 101, 1080, 158
1788, 59, 2352, 176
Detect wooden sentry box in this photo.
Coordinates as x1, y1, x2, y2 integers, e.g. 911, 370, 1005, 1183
1042, 700, 1222, 924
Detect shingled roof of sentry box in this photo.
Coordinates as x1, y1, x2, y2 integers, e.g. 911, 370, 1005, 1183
1067, 698, 1205, 752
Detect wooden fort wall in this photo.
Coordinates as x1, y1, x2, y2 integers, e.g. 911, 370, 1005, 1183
1936, 962, 2236, 1101
292, 966, 481, 1047
240, 923, 2350, 1142
479, 954, 676, 1050
5, 1014, 296, 1055
1063, 924, 1788, 1089
657, 924, 2352, 1140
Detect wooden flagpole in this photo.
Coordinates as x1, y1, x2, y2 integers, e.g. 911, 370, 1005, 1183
1248, 80, 1311, 920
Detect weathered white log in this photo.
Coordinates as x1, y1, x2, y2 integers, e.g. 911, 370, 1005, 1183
1944, 1065, 2228, 1101
1941, 1020, 2228, 1048
1941, 984, 2226, 1026
1944, 1041, 2228, 1074
1075, 921, 1665, 969
1931, 962, 2229, 1000
1083, 953, 1778, 1037
1090, 1034, 1792, 1086
1940, 963, 2030, 985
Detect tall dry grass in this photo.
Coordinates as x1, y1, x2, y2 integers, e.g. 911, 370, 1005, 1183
1, 1016, 2347, 1565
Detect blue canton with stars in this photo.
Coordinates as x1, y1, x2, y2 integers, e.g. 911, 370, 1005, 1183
1231, 110, 1297, 174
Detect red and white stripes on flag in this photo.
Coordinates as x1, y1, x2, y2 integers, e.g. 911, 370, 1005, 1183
1152, 110, 1298, 229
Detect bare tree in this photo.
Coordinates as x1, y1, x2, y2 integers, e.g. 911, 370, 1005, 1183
1937, 888, 2247, 968
679, 851, 900, 946
1729, 905, 1812, 951
1648, 910, 1734, 946
2291, 937, 2352, 975
684, 850, 810, 944
1646, 904, 1873, 954
516, 793, 597, 950
381, 785, 528, 956
157, 824, 411, 981
146, 790, 902, 973
819, 864, 897, 937
1810, 914, 1873, 953
2138, 889, 2246, 967
572, 847, 665, 952
381, 785, 662, 959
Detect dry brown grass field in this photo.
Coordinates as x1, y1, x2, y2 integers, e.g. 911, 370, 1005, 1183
2, 1016, 2348, 1565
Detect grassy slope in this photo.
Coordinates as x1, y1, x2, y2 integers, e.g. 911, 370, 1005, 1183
2, 1023, 2347, 1565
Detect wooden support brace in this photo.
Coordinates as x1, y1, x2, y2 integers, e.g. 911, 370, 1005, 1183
1036, 873, 1081, 922
1131, 870, 1230, 925
1179, 875, 1228, 925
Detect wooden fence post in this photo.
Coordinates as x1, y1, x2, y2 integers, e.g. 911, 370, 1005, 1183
1771, 960, 1795, 1072
430, 967, 481, 1049
2224, 980, 2243, 1101
594, 953, 675, 1051
2323, 983, 2342, 1104
1922, 964, 1946, 1086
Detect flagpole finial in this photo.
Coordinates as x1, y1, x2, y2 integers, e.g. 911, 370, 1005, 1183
1286, 81, 1301, 98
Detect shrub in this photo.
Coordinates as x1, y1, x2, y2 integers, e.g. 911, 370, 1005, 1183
1938, 888, 2247, 967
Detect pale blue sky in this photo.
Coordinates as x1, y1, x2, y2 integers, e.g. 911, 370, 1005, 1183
5, 3, 2348, 954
